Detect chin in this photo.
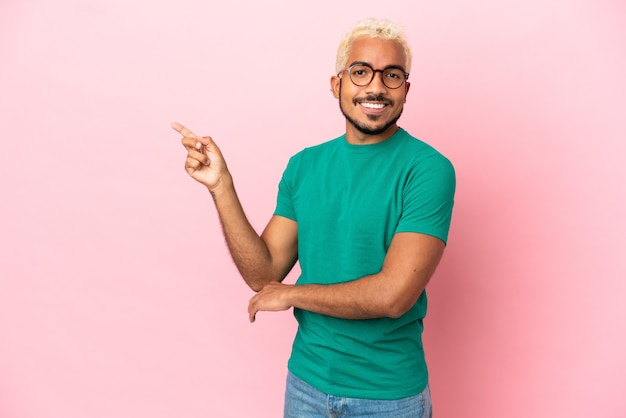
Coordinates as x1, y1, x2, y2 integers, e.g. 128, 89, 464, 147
356, 123, 392, 136
347, 114, 402, 136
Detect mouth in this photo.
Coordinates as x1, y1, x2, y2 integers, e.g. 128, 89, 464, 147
360, 102, 386, 109
357, 101, 389, 113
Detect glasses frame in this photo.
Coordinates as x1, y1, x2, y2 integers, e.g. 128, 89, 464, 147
338, 62, 409, 89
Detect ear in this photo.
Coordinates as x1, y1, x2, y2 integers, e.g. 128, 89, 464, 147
405, 81, 411, 96
330, 76, 341, 98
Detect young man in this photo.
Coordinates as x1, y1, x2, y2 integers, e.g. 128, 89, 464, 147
173, 18, 455, 418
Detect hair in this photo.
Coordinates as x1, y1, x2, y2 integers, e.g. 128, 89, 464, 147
335, 18, 413, 74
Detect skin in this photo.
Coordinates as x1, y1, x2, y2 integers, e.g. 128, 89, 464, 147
172, 36, 445, 323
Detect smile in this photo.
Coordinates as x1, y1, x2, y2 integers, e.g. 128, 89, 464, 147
359, 102, 387, 110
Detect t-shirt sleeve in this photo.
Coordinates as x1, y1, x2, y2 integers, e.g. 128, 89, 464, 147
395, 154, 456, 244
273, 154, 299, 221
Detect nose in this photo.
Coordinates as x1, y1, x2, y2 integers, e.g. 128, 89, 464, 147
365, 70, 388, 94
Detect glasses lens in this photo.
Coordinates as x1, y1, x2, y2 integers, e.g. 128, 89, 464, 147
382, 68, 406, 89
349, 65, 373, 86
347, 65, 406, 89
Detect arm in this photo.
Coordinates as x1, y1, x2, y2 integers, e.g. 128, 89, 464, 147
172, 122, 298, 291
248, 231, 444, 322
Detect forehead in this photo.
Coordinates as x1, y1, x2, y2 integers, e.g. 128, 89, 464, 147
347, 36, 406, 69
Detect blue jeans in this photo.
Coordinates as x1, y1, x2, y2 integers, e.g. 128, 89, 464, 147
284, 372, 433, 418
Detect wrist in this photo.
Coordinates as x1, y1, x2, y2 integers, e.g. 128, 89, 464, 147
285, 283, 313, 310
207, 173, 234, 196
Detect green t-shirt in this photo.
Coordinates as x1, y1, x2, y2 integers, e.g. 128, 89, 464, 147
274, 128, 455, 400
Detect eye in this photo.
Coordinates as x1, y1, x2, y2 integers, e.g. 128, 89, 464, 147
351, 66, 372, 78
385, 70, 403, 79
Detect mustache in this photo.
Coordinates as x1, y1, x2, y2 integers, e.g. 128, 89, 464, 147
355, 95, 391, 104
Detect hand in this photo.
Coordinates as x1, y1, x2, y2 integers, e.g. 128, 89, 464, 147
171, 122, 230, 191
248, 281, 294, 323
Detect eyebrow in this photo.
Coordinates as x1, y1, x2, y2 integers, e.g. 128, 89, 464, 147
348, 61, 407, 72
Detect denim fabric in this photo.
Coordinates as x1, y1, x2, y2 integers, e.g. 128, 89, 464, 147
284, 371, 432, 418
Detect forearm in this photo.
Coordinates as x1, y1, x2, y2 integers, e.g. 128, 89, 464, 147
249, 270, 430, 322
287, 273, 421, 319
209, 176, 276, 291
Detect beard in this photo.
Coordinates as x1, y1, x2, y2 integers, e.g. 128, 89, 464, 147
338, 81, 404, 136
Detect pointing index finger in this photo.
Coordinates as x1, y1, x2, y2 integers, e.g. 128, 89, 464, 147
171, 121, 197, 138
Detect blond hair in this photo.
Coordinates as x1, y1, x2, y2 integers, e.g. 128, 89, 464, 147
335, 18, 412, 74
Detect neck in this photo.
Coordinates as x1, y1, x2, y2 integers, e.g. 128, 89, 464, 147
345, 123, 399, 145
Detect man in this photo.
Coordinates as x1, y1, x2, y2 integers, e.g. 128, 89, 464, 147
172, 18, 455, 418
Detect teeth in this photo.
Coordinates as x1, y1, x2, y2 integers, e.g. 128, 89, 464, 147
361, 102, 385, 109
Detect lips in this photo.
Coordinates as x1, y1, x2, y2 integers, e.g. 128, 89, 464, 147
355, 95, 392, 111
357, 100, 390, 115
360, 102, 386, 109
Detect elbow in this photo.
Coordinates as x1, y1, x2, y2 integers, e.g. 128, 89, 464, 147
239, 271, 264, 292
383, 294, 420, 319
249, 282, 264, 292
245, 275, 280, 292
241, 265, 282, 292
246, 277, 271, 292
386, 303, 412, 319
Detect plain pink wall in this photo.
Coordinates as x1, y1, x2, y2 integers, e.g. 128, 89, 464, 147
1, 1, 625, 417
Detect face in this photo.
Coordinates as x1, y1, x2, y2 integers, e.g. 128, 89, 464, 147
331, 36, 410, 142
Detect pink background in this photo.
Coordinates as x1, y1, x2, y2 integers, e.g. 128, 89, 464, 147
1, 0, 625, 417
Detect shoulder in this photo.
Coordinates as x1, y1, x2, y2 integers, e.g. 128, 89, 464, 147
396, 129, 455, 174
286, 135, 343, 168
297, 135, 342, 156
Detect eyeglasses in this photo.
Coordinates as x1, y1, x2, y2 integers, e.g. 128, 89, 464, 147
338, 63, 409, 89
